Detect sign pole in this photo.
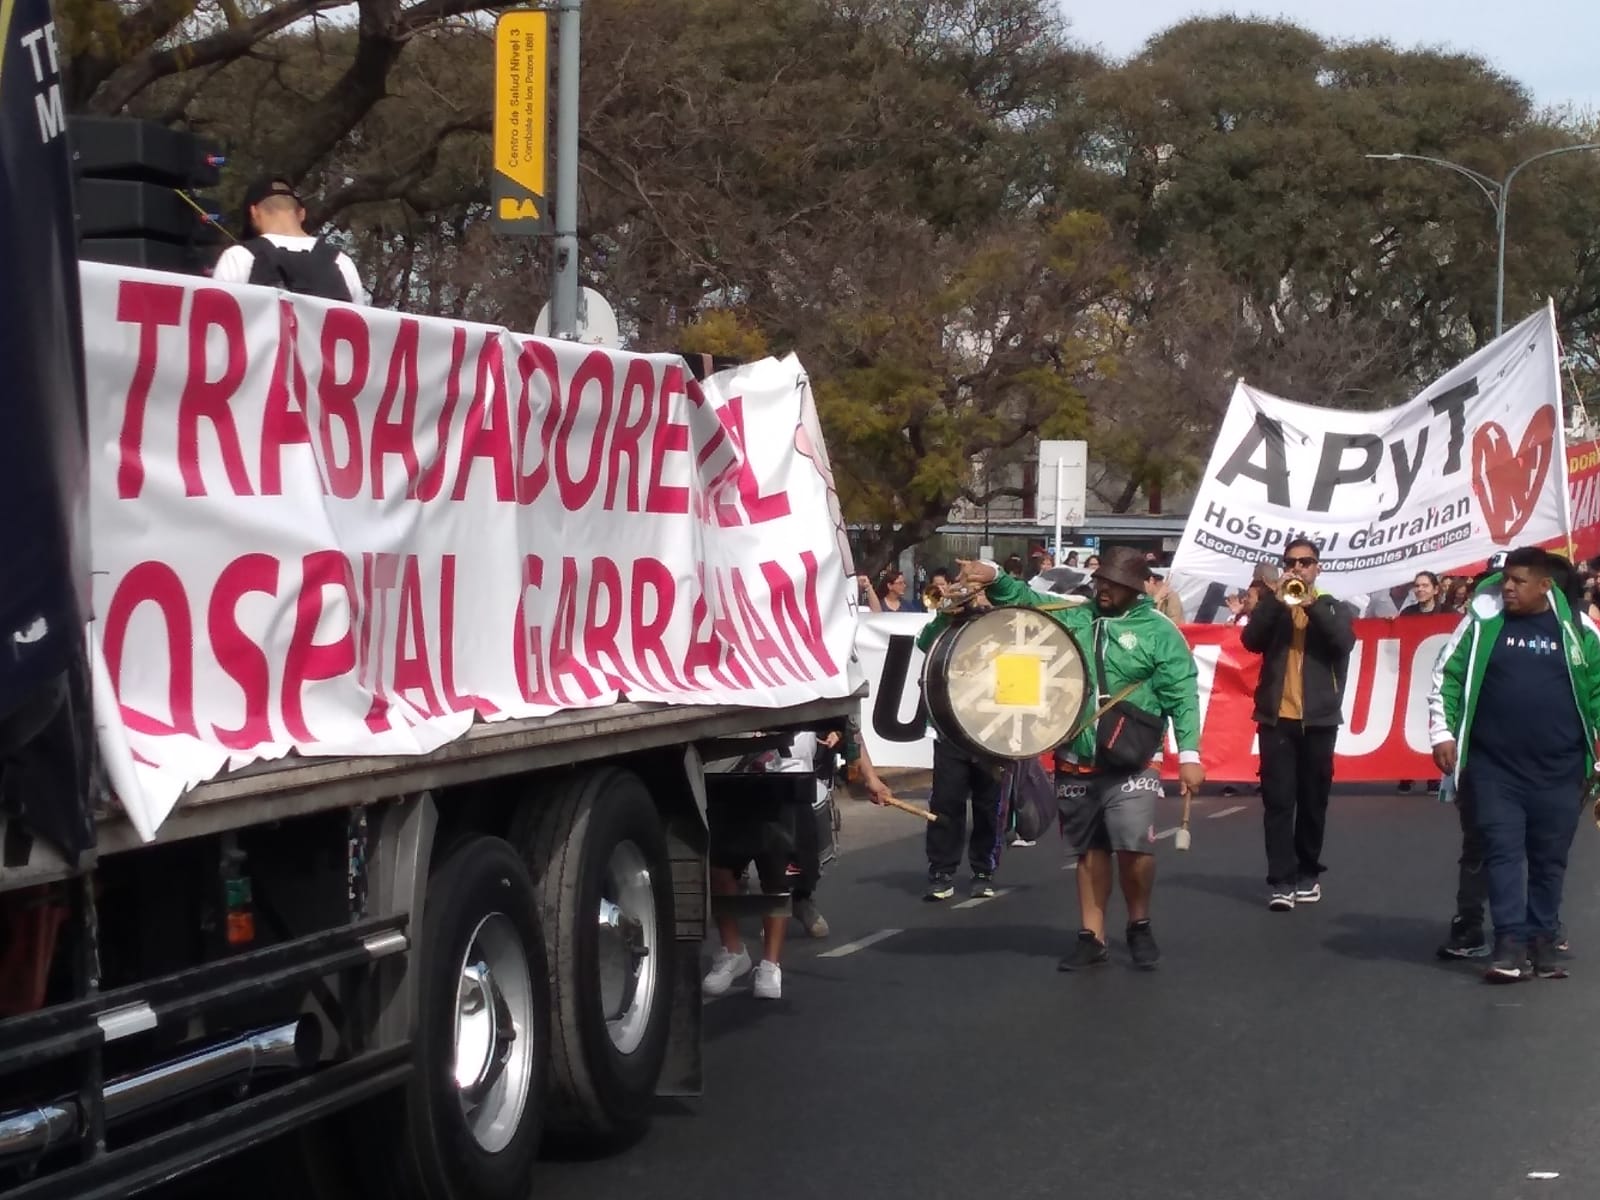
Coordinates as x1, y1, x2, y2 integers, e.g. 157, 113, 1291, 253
550, 0, 581, 339
1053, 457, 1064, 566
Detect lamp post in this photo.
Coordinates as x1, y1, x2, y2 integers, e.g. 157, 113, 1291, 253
1366, 144, 1600, 337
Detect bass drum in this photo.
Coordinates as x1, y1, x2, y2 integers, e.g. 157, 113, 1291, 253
922, 605, 1091, 761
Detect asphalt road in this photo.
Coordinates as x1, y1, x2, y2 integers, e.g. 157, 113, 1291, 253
159, 784, 1600, 1200
534, 784, 1600, 1200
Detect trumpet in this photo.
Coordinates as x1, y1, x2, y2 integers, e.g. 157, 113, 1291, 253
1279, 577, 1310, 607
932, 581, 986, 616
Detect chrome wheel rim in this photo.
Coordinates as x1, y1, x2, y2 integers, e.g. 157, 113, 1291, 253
453, 912, 534, 1153
597, 840, 657, 1055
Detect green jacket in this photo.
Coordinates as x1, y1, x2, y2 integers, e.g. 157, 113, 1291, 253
1429, 576, 1600, 777
917, 574, 1202, 765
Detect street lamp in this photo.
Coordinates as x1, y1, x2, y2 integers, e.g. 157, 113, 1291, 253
1366, 144, 1600, 337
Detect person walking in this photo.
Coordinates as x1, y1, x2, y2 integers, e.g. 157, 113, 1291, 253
1398, 571, 1446, 793
1240, 538, 1355, 910
946, 547, 1204, 969
1402, 571, 1444, 616
914, 600, 1006, 901
1429, 547, 1600, 982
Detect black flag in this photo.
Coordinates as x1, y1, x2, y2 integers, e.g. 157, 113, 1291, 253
0, 0, 95, 859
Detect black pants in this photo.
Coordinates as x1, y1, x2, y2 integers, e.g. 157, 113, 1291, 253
1453, 778, 1487, 925
926, 739, 1004, 878
1258, 719, 1337, 887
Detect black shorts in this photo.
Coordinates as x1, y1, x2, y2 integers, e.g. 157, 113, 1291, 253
708, 804, 799, 893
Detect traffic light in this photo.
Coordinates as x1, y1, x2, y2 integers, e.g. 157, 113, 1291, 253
69, 117, 227, 276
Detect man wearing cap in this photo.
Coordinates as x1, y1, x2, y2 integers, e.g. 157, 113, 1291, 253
945, 547, 1204, 970
1241, 537, 1355, 911
212, 177, 366, 305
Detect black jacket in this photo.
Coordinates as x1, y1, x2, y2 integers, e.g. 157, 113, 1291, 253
1240, 591, 1356, 727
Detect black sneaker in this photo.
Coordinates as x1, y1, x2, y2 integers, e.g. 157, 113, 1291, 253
1058, 930, 1110, 971
1436, 915, 1490, 960
1126, 920, 1160, 969
1267, 888, 1295, 912
969, 873, 996, 899
1533, 936, 1570, 979
1294, 878, 1322, 905
1485, 935, 1533, 983
923, 873, 956, 902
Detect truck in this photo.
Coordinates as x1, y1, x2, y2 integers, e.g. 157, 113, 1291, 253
0, 11, 863, 1197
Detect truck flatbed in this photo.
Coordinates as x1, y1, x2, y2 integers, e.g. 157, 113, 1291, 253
1, 692, 862, 893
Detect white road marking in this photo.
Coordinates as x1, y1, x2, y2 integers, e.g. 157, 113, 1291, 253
1061, 861, 1078, 871
819, 928, 904, 958
1527, 1172, 1560, 1180
1155, 827, 1179, 840
1208, 805, 1248, 819
952, 887, 1013, 910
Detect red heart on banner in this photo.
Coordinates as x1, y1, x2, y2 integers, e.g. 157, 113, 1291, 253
1471, 406, 1556, 544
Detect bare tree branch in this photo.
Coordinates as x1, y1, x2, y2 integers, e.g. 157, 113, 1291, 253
89, 0, 348, 113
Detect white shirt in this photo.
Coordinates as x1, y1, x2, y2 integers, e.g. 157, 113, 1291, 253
212, 234, 368, 306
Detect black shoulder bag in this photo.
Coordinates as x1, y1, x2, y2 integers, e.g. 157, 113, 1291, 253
1091, 621, 1164, 773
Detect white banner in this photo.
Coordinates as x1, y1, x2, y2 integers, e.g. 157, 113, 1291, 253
853, 612, 936, 769
83, 265, 858, 838
1172, 304, 1568, 599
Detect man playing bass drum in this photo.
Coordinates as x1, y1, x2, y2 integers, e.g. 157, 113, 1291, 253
1240, 538, 1355, 911
950, 547, 1204, 971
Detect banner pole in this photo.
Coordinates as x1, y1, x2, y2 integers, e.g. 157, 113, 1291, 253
1551, 298, 1577, 559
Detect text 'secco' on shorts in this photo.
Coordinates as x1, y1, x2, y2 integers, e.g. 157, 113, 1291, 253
1055, 767, 1163, 857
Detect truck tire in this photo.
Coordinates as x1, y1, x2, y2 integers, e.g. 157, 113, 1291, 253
514, 768, 676, 1147
373, 835, 550, 1200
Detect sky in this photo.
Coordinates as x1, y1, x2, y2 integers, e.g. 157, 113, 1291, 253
1061, 0, 1598, 116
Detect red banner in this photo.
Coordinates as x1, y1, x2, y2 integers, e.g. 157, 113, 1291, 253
1562, 439, 1600, 565
1157, 615, 1460, 783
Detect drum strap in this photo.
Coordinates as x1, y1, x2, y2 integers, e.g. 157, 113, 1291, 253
1062, 622, 1140, 742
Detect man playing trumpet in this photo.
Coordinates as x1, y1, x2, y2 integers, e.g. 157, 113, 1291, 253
1240, 538, 1355, 910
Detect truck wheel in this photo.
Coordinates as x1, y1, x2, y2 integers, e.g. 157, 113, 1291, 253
380, 835, 550, 1200
515, 768, 675, 1146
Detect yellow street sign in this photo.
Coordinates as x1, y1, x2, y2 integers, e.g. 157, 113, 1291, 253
492, 10, 550, 235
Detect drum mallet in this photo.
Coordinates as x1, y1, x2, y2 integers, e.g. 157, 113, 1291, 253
877, 793, 944, 825
1174, 787, 1193, 852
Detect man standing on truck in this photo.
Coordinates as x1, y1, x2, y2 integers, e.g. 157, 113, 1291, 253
212, 177, 367, 304
945, 549, 1205, 970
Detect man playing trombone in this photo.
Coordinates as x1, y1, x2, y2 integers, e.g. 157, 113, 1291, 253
1241, 538, 1355, 910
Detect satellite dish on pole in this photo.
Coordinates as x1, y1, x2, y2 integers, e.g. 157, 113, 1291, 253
534, 286, 621, 348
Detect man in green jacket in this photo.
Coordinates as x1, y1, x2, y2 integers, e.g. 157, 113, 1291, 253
1428, 546, 1600, 982
938, 547, 1204, 970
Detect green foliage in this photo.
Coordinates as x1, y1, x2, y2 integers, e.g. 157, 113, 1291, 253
62, 2, 1600, 562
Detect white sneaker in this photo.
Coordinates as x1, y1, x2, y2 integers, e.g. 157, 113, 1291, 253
702, 946, 751, 996
752, 960, 782, 1000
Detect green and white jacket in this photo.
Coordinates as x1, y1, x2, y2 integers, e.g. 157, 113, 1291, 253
1427, 576, 1600, 778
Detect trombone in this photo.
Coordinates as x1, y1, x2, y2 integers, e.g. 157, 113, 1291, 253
1278, 577, 1310, 607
